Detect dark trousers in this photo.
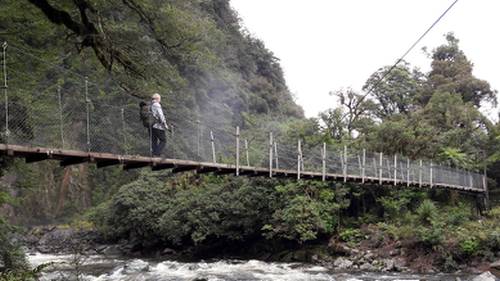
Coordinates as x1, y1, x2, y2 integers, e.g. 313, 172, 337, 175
150, 128, 166, 157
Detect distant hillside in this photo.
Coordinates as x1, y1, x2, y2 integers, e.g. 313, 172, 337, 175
1, 0, 303, 126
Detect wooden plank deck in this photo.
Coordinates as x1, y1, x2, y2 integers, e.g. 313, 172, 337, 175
0, 144, 485, 193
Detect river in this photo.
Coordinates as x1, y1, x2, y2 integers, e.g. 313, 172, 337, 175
28, 252, 477, 281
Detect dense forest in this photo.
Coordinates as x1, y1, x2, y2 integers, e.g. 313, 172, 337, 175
0, 0, 499, 278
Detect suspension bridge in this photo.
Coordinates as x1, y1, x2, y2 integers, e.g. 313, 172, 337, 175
0, 42, 489, 196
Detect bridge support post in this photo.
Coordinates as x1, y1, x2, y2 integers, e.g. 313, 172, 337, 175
170, 126, 175, 158
120, 108, 127, 154
343, 145, 347, 183
406, 158, 410, 187
419, 160, 422, 187
361, 149, 366, 184
430, 161, 433, 188
236, 126, 240, 176
57, 86, 65, 149
196, 119, 201, 160
483, 167, 489, 210
2, 42, 9, 143
322, 142, 326, 182
274, 141, 279, 170
379, 152, 383, 185
244, 139, 250, 166
468, 170, 473, 189
297, 139, 302, 180
85, 77, 91, 152
210, 130, 216, 163
393, 154, 397, 186
268, 132, 273, 178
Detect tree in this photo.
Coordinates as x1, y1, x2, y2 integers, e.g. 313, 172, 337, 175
363, 62, 425, 119
324, 88, 376, 138
426, 33, 497, 107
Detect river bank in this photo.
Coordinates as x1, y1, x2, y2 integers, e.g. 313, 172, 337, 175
20, 225, 499, 277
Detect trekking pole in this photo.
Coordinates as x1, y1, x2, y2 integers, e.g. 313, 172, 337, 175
149, 123, 153, 157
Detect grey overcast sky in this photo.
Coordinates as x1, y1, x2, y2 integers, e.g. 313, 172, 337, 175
230, 0, 500, 120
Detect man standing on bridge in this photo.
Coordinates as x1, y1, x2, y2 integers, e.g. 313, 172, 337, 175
150, 93, 168, 157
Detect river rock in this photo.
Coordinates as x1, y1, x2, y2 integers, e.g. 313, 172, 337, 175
471, 271, 497, 281
381, 258, 395, 271
393, 258, 407, 272
359, 262, 376, 271
102, 245, 123, 256
363, 251, 375, 262
162, 248, 176, 255
333, 257, 353, 270
490, 260, 500, 279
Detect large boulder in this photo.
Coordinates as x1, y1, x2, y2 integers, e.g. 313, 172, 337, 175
472, 271, 497, 281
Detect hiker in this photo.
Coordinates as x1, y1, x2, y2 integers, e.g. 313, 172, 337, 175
140, 93, 168, 157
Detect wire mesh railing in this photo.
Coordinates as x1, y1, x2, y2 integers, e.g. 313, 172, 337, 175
0, 43, 487, 192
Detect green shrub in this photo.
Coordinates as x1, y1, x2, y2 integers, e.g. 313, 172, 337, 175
416, 199, 438, 226
459, 237, 479, 256
339, 228, 364, 245
262, 181, 348, 243
443, 203, 471, 226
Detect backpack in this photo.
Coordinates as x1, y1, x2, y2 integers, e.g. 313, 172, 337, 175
139, 101, 156, 128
